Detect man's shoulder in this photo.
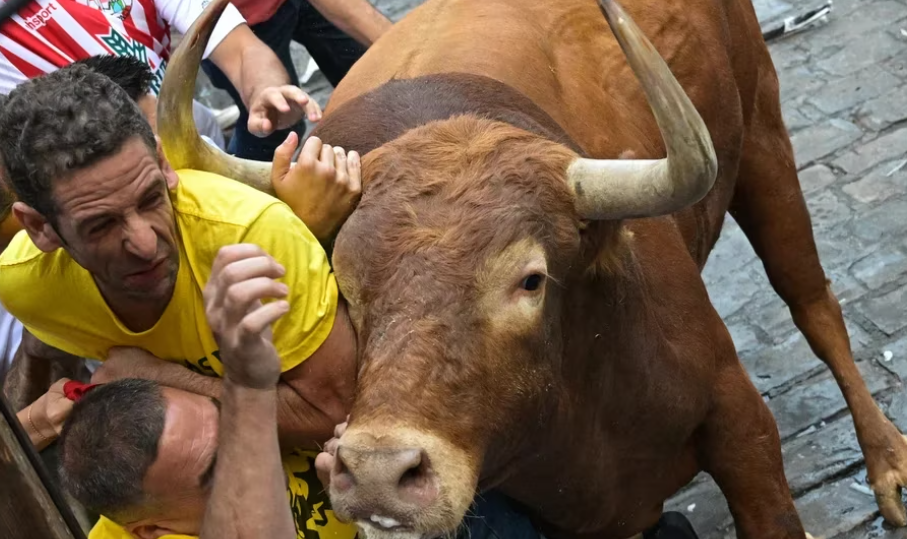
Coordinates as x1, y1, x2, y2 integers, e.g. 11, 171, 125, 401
0, 232, 66, 272
174, 169, 284, 230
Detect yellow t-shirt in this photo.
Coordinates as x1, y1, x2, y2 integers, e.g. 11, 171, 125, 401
89, 451, 354, 539
0, 170, 356, 539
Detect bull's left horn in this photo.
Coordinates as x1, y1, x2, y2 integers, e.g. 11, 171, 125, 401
566, 0, 718, 220
158, 0, 273, 193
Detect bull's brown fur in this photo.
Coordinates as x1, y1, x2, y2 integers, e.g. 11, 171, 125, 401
304, 0, 907, 537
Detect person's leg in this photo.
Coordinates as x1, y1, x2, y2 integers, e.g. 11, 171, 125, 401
292, 0, 367, 87
200, 0, 304, 161
460, 490, 543, 539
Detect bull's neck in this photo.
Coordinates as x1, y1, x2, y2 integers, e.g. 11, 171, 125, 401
310, 73, 582, 155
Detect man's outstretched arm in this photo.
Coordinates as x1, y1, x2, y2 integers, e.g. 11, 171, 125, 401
199, 246, 295, 539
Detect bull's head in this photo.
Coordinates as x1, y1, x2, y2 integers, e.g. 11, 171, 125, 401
161, 0, 716, 537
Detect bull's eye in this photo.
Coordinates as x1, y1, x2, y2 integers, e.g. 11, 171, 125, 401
521, 274, 545, 291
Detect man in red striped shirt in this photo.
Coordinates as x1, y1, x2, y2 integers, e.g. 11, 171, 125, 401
0, 0, 322, 140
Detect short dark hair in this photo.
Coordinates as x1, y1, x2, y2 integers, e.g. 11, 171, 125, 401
0, 63, 156, 223
58, 378, 166, 521
72, 55, 154, 101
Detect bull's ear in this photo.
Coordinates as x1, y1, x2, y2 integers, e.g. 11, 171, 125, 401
155, 137, 180, 191
12, 201, 60, 252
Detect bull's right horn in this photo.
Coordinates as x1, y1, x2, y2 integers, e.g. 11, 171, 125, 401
157, 0, 273, 194
565, 0, 718, 220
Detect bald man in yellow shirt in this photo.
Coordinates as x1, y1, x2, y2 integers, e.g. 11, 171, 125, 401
0, 58, 359, 539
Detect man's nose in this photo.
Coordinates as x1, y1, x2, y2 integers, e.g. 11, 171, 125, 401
123, 215, 158, 260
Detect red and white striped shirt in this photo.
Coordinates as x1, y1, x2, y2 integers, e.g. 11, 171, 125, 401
0, 0, 245, 95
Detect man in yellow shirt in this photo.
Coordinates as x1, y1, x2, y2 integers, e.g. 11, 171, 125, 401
0, 59, 357, 537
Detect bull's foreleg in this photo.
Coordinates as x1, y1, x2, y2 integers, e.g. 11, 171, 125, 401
728, 54, 907, 526
699, 361, 806, 539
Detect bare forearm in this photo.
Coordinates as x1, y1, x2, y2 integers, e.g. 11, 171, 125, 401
4, 334, 84, 411
200, 380, 294, 539
308, 0, 392, 46
133, 365, 336, 448
236, 44, 291, 108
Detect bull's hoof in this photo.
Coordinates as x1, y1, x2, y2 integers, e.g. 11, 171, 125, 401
867, 432, 907, 527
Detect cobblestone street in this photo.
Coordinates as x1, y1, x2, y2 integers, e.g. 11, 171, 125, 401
205, 0, 907, 536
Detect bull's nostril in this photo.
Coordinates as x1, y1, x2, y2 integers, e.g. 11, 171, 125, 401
396, 450, 437, 506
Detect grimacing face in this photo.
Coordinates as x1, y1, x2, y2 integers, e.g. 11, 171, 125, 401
40, 136, 180, 303
326, 122, 582, 538
124, 387, 220, 539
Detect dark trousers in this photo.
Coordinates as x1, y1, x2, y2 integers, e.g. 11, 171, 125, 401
201, 0, 366, 161
460, 491, 544, 539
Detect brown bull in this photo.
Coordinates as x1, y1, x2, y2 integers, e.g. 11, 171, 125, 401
161, 0, 907, 537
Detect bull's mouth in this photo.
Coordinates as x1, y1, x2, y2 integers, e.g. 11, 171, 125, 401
330, 425, 479, 539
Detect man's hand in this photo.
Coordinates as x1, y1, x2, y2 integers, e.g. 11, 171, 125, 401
315, 420, 348, 489
204, 244, 291, 389
248, 86, 323, 138
272, 133, 362, 241
92, 347, 179, 383
17, 377, 76, 451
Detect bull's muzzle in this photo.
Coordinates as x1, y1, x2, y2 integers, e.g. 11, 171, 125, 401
332, 444, 439, 526
329, 426, 478, 538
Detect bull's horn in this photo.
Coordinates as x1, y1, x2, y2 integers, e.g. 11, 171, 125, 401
566, 0, 718, 220
158, 0, 273, 194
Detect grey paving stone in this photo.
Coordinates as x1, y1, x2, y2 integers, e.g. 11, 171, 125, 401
816, 32, 905, 77
852, 198, 907, 243
665, 475, 730, 538
744, 329, 824, 393
887, 389, 907, 434
727, 320, 762, 355
843, 164, 907, 204
857, 86, 907, 131
798, 1, 907, 57
855, 282, 907, 335
782, 414, 861, 495
796, 471, 881, 539
798, 164, 839, 194
767, 360, 891, 439
808, 65, 900, 114
744, 318, 871, 394
702, 218, 757, 284
834, 128, 907, 175
851, 246, 907, 290
791, 119, 864, 168
778, 65, 828, 103
834, 516, 907, 539
782, 102, 817, 133
805, 190, 855, 231
706, 265, 766, 319
875, 334, 907, 383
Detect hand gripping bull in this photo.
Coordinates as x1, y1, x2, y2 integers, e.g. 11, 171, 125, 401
159, 0, 907, 537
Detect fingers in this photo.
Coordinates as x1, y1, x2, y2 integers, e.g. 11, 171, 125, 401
347, 151, 362, 194
334, 421, 348, 439
297, 136, 325, 171
210, 244, 269, 281
215, 260, 288, 327
239, 300, 290, 337
271, 132, 300, 187
304, 96, 323, 123
315, 451, 335, 489
205, 245, 287, 327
